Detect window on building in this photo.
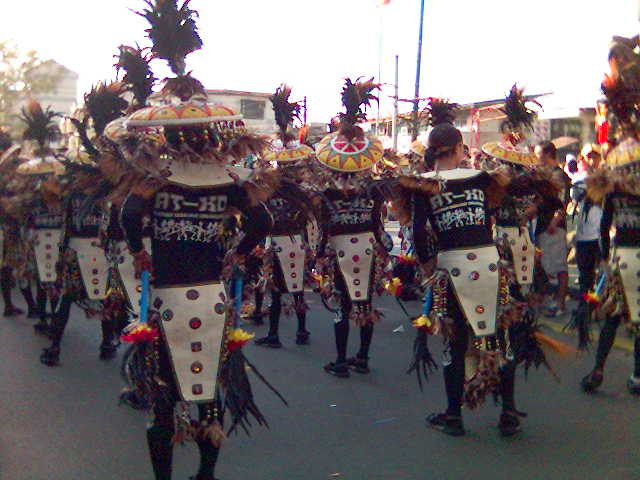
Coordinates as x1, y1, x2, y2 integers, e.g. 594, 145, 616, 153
240, 99, 265, 120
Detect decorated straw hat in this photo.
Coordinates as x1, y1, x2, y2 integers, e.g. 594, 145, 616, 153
315, 131, 383, 172
315, 78, 383, 173
125, 100, 243, 128
409, 139, 426, 157
481, 84, 540, 167
16, 154, 65, 176
264, 84, 314, 165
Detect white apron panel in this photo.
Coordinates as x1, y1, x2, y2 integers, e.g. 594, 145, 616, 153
68, 238, 109, 300
614, 247, 640, 324
497, 226, 534, 286
438, 245, 500, 337
271, 234, 305, 293
329, 232, 375, 302
31, 229, 63, 283
114, 238, 151, 313
155, 283, 226, 403
306, 219, 320, 252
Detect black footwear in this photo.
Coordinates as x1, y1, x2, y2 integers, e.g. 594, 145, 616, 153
347, 357, 370, 374
254, 335, 282, 348
4, 306, 23, 317
295, 330, 310, 345
498, 411, 522, 437
581, 371, 603, 393
40, 346, 60, 366
627, 376, 640, 395
27, 309, 42, 319
323, 362, 350, 378
119, 390, 150, 410
99, 342, 118, 360
33, 320, 52, 337
247, 312, 265, 326
426, 412, 465, 437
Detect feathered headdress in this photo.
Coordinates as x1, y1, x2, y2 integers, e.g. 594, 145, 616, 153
426, 97, 459, 127
499, 84, 539, 143
270, 84, 301, 144
83, 82, 129, 136
338, 77, 379, 141
602, 35, 640, 137
115, 45, 156, 108
20, 100, 60, 149
136, 0, 204, 100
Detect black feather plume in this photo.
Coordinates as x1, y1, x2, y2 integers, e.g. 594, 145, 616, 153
84, 82, 128, 136
20, 100, 60, 149
136, 0, 203, 76
115, 45, 156, 107
499, 84, 539, 134
339, 77, 379, 127
270, 84, 301, 143
426, 97, 459, 127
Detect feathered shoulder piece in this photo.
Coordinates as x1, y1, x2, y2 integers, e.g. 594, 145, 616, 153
115, 45, 156, 108
84, 82, 128, 137
603, 35, 640, 134
20, 100, 60, 149
137, 0, 204, 100
426, 97, 459, 127
511, 168, 559, 201
338, 77, 379, 141
499, 84, 539, 143
270, 84, 300, 144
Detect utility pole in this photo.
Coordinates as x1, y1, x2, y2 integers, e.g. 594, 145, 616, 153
411, 0, 426, 141
392, 55, 399, 151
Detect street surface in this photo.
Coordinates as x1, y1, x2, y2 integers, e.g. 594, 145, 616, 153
1, 291, 639, 480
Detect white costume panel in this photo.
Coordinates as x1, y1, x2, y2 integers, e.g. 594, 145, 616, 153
496, 226, 534, 286
613, 247, 640, 323
306, 219, 320, 252
114, 238, 151, 313
438, 245, 500, 337
330, 232, 375, 302
31, 228, 62, 283
270, 234, 305, 293
68, 238, 109, 300
155, 283, 226, 402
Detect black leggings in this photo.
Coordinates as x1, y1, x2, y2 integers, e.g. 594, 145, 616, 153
148, 396, 221, 480
49, 294, 113, 350
443, 301, 516, 416
594, 314, 640, 377
267, 291, 306, 337
333, 286, 374, 364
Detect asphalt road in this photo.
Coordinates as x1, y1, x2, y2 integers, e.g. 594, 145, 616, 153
1, 292, 639, 480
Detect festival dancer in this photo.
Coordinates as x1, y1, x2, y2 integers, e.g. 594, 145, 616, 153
254, 84, 315, 348
313, 78, 391, 378
580, 35, 640, 394
13, 102, 66, 335
117, 2, 284, 478
39, 84, 129, 366
482, 86, 563, 299
397, 98, 551, 437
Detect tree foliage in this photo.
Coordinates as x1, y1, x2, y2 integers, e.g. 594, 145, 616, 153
0, 41, 61, 132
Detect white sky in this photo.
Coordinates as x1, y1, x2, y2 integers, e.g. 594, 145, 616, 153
2, 0, 639, 121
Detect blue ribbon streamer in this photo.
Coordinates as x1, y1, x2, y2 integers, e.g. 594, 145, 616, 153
139, 270, 150, 324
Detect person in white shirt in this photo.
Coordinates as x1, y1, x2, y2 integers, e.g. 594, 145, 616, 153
573, 181, 602, 293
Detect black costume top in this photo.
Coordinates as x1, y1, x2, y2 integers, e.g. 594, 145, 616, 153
317, 188, 384, 251
66, 193, 102, 239
30, 198, 64, 230
600, 191, 640, 260
267, 191, 308, 237
413, 171, 494, 263
121, 182, 271, 287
